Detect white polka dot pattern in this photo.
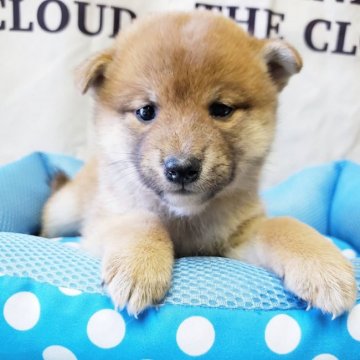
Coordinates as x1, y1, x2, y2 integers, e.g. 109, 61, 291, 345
58, 287, 82, 296
176, 316, 215, 356
87, 309, 126, 349
312, 354, 338, 360
347, 304, 360, 341
342, 249, 357, 260
265, 314, 301, 354
3, 291, 40, 331
42, 345, 77, 360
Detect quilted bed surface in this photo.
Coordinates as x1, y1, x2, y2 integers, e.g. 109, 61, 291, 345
0, 153, 359, 359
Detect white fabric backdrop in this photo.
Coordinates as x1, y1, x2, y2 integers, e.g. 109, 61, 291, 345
0, 0, 359, 188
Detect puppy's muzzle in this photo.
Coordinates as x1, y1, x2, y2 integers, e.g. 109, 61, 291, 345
164, 157, 201, 184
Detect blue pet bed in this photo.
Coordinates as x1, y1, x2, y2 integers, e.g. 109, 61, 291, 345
0, 153, 359, 359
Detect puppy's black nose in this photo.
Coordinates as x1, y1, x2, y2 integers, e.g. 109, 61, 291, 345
164, 157, 201, 184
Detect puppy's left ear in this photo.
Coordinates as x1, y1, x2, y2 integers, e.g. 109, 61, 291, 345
260, 40, 302, 92
75, 48, 114, 94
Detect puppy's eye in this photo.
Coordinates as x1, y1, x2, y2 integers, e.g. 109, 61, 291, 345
209, 102, 234, 119
135, 105, 156, 122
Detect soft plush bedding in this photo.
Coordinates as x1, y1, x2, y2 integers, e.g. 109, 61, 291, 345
0, 153, 359, 359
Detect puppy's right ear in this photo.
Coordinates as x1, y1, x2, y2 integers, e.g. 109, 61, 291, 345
259, 40, 302, 92
75, 49, 114, 94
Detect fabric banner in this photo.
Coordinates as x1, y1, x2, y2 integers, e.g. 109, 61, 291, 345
0, 0, 359, 187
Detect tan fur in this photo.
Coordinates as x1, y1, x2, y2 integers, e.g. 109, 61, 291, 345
225, 217, 356, 316
41, 160, 97, 237
41, 11, 356, 316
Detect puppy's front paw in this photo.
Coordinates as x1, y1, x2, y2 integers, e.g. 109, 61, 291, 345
284, 254, 357, 317
102, 248, 173, 316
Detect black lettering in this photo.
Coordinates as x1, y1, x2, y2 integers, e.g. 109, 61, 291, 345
332, 21, 357, 55
9, 0, 33, 32
336, 0, 360, 3
75, 1, 105, 36
37, 0, 69, 33
195, 3, 223, 11
312, 0, 359, 3
304, 19, 331, 52
227, 6, 258, 35
264, 9, 285, 38
0, 0, 5, 30
111, 6, 136, 37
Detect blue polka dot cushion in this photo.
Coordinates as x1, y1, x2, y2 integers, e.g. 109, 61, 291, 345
0, 153, 359, 359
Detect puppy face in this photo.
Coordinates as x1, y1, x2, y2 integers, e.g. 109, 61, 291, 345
78, 12, 301, 216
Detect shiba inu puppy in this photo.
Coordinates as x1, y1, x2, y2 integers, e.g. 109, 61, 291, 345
42, 11, 356, 317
